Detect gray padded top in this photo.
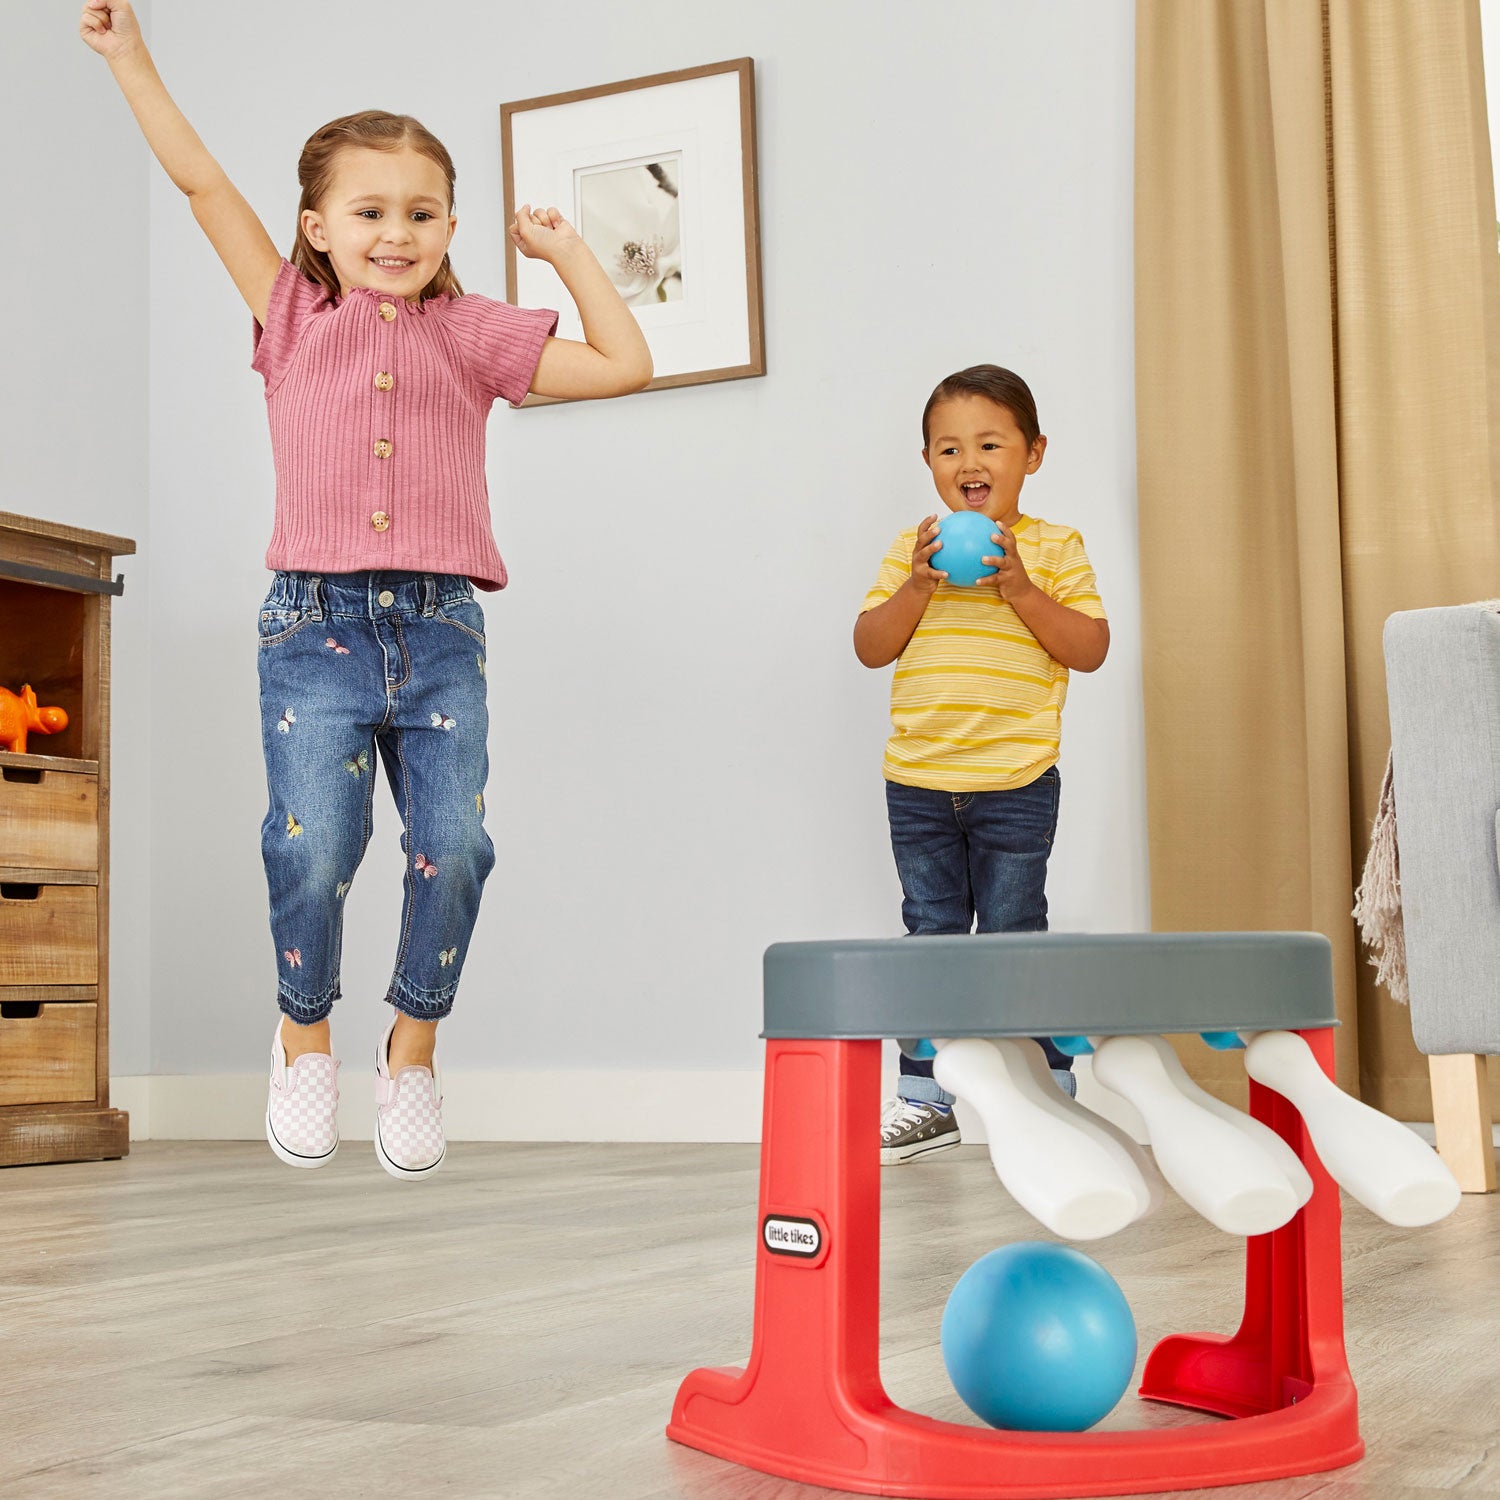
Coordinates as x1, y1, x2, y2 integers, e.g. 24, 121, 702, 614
762, 932, 1336, 1039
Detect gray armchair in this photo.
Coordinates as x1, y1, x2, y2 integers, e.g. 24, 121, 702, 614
1381, 603, 1500, 1192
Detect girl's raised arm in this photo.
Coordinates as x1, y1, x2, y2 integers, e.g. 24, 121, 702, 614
80, 0, 281, 325
511, 208, 654, 400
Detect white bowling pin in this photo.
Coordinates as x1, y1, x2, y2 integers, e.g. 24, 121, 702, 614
998, 1038, 1165, 1221
1091, 1034, 1301, 1236
932, 1038, 1139, 1240
1243, 1031, 1461, 1227
1136, 1035, 1313, 1208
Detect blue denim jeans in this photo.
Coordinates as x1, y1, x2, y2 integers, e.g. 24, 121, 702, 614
257, 571, 495, 1025
886, 771, 1070, 1104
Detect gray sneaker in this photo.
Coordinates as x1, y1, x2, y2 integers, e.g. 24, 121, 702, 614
880, 1096, 961, 1165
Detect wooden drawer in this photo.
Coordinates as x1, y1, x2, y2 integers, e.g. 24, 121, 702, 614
0, 764, 98, 870
0, 1000, 97, 1106
0, 884, 97, 984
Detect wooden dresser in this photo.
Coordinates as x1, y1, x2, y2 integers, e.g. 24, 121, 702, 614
0, 512, 134, 1166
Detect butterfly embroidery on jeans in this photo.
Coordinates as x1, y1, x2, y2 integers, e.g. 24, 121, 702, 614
438, 946, 457, 967
475, 793, 484, 816
276, 707, 296, 733
325, 637, 350, 654
286, 812, 303, 838
431, 712, 456, 731
283, 948, 302, 968
343, 750, 370, 777
335, 881, 350, 899
476, 655, 486, 678
414, 853, 438, 879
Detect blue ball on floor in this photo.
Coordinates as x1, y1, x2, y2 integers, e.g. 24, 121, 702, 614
941, 1241, 1136, 1431
932, 510, 1003, 586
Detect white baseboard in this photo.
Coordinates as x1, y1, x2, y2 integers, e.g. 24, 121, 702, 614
110, 1070, 768, 1143
109, 1060, 1497, 1148
108, 1076, 153, 1137
110, 1056, 1130, 1145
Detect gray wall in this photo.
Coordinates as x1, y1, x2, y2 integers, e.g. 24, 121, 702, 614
5, 0, 152, 1076
36, 0, 1146, 1088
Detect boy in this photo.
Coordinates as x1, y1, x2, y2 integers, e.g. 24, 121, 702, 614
855, 365, 1109, 1163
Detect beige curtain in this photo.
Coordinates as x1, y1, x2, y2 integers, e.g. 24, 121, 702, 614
1136, 0, 1500, 1112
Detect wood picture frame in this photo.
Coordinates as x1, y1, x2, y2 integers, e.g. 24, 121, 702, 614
501, 58, 764, 402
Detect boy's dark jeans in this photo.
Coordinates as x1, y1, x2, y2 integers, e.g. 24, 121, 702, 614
886, 770, 1070, 1105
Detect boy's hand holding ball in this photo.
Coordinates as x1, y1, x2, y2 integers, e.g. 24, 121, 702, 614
911, 512, 1034, 602
909, 514, 948, 596
980, 521, 1036, 603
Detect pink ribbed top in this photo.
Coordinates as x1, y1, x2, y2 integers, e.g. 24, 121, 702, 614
252, 259, 557, 590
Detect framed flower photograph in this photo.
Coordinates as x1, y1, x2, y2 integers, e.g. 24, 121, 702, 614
501, 58, 765, 401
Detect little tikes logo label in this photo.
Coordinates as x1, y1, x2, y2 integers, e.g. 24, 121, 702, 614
762, 1214, 823, 1257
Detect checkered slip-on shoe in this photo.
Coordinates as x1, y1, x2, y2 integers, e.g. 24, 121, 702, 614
880, 1096, 961, 1165
374, 1012, 446, 1180
265, 1020, 340, 1169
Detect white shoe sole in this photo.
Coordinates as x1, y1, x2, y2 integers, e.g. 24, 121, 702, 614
373, 1123, 445, 1180
265, 1111, 338, 1169
880, 1134, 961, 1166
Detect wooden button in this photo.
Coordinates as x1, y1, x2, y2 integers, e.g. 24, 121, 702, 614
378, 302, 397, 322
373, 439, 393, 460
374, 371, 394, 392
371, 512, 391, 532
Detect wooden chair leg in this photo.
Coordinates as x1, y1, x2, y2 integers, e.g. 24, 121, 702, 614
1428, 1053, 1497, 1193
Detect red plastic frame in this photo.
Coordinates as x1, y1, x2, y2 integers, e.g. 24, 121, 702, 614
667, 1031, 1363, 1498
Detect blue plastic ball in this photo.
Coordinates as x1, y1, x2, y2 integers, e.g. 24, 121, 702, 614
932, 510, 1003, 586
941, 1242, 1136, 1431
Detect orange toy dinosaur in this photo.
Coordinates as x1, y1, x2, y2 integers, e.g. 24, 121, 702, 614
0, 685, 69, 754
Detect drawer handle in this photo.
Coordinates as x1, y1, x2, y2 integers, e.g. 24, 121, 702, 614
0, 883, 41, 900
0, 1002, 41, 1019
2, 767, 43, 785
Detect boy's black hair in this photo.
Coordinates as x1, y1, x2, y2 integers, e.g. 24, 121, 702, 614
922, 365, 1040, 450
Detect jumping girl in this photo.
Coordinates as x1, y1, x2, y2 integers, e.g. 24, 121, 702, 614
81, 0, 652, 1179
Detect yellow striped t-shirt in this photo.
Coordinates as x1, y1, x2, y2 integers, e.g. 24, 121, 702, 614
861, 514, 1106, 791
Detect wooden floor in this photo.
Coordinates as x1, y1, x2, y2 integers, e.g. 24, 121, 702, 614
1, 1140, 1497, 1500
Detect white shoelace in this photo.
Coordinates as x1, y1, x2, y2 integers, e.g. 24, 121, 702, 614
881, 1098, 936, 1142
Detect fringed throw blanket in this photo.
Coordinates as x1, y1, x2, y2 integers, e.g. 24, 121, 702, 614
1353, 599, 1500, 1004
1353, 754, 1407, 1002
